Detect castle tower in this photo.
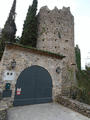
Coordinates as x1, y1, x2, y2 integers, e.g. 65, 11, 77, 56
37, 6, 76, 95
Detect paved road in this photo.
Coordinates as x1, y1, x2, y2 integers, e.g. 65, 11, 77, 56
8, 103, 89, 120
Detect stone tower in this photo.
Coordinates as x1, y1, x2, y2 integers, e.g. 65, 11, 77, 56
37, 6, 76, 95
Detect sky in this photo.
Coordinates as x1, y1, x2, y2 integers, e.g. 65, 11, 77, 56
0, 0, 90, 69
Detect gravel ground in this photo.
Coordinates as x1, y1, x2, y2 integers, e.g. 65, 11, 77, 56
7, 103, 90, 120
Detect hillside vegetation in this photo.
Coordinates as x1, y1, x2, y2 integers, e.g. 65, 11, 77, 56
75, 45, 90, 105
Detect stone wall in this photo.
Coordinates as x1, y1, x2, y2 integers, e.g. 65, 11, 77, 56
37, 6, 76, 94
0, 101, 8, 120
37, 6, 75, 64
56, 95, 90, 118
0, 109, 7, 120
0, 6, 77, 102
0, 44, 64, 102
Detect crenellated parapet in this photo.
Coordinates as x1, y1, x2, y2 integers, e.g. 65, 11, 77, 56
37, 6, 76, 95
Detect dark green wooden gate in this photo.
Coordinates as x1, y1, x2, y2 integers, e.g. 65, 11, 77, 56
13, 65, 52, 106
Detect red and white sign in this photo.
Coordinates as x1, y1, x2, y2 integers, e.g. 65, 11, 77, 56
16, 88, 21, 95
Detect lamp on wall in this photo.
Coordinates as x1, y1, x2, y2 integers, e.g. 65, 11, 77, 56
11, 59, 16, 69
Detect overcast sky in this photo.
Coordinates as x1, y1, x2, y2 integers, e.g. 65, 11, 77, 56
0, 0, 90, 69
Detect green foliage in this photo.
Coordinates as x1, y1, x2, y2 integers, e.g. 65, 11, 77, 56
69, 85, 90, 103
2, 21, 16, 43
76, 68, 90, 104
20, 0, 38, 47
0, 50, 3, 60
0, 0, 17, 60
85, 65, 90, 71
75, 45, 81, 71
15, 36, 20, 43
1, 0, 17, 44
73, 45, 90, 104
12, 43, 65, 59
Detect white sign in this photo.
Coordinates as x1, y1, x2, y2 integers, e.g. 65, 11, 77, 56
3, 70, 15, 81
16, 88, 21, 95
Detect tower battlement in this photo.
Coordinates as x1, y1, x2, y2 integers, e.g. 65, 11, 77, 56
37, 6, 76, 93
37, 6, 75, 65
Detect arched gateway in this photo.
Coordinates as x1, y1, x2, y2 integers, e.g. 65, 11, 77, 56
13, 65, 52, 106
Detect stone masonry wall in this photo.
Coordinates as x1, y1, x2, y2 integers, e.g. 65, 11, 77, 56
56, 95, 90, 118
37, 6, 75, 64
0, 44, 64, 102
0, 109, 7, 120
37, 6, 76, 95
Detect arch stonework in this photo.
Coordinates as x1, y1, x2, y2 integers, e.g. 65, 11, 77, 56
0, 44, 64, 104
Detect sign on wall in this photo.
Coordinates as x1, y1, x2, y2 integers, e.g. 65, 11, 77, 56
16, 88, 21, 95
3, 70, 15, 81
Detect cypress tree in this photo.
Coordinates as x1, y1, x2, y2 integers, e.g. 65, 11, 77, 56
20, 0, 38, 47
75, 45, 81, 71
0, 0, 17, 60
0, 0, 17, 50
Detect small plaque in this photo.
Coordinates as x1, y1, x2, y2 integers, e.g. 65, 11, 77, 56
3, 70, 15, 81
